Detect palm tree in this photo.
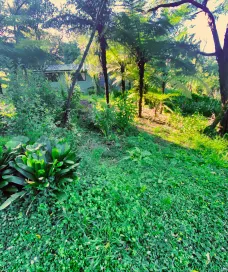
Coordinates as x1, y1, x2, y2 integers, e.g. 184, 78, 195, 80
49, 0, 116, 104
113, 13, 174, 117
107, 43, 133, 94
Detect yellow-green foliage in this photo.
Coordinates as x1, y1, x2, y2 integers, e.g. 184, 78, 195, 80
153, 113, 228, 167
0, 100, 16, 133
0, 101, 16, 118
144, 92, 178, 114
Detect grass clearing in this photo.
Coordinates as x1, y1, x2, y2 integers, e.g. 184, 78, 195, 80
0, 116, 228, 271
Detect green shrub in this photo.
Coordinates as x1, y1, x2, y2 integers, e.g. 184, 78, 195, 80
92, 102, 116, 137
167, 112, 208, 133
92, 96, 137, 137
167, 94, 221, 117
111, 88, 122, 98
144, 92, 176, 115
0, 99, 16, 135
88, 87, 96, 95
114, 95, 137, 130
5, 71, 66, 139
0, 137, 79, 210
0, 136, 29, 194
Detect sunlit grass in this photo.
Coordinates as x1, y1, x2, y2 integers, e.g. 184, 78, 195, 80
149, 113, 228, 167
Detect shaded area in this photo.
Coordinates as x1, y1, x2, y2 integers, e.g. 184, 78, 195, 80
0, 124, 227, 271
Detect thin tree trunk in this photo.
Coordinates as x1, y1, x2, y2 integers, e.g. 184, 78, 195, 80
120, 63, 126, 94
98, 26, 109, 104
138, 60, 145, 118
0, 83, 3, 95
61, 0, 106, 126
62, 27, 97, 126
218, 56, 228, 134
211, 27, 228, 134
162, 81, 166, 94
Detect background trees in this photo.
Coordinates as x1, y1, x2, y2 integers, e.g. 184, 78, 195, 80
0, 0, 226, 133
0, 0, 56, 71
49, 0, 116, 105
113, 11, 196, 117
148, 0, 228, 134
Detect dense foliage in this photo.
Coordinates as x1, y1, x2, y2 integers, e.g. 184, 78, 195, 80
168, 94, 222, 117
0, 0, 228, 270
0, 137, 78, 209
0, 123, 227, 271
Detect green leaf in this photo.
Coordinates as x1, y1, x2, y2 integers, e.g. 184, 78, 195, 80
2, 175, 25, 185
2, 169, 14, 175
5, 136, 29, 149
65, 160, 75, 165
11, 136, 29, 144
57, 162, 64, 167
4, 186, 18, 193
26, 143, 43, 152
0, 191, 26, 210
57, 164, 78, 176
15, 159, 35, 174
0, 181, 9, 188
52, 148, 60, 160
37, 169, 46, 177
10, 162, 36, 180
59, 178, 74, 183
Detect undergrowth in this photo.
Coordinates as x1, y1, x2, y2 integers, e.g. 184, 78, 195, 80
0, 116, 227, 271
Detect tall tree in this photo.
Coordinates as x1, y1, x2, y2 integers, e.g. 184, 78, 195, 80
114, 12, 190, 117
149, 49, 196, 94
0, 0, 56, 70
49, 0, 115, 104
59, 0, 107, 125
107, 43, 132, 94
148, 0, 228, 134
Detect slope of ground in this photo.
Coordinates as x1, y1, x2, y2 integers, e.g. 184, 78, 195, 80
0, 117, 227, 271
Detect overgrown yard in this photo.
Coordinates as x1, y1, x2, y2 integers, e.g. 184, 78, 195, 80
0, 118, 227, 271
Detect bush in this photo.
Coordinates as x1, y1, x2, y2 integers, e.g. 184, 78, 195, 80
144, 92, 176, 115
0, 137, 79, 210
92, 102, 116, 137
92, 95, 137, 137
167, 94, 221, 117
114, 95, 137, 130
5, 71, 66, 139
0, 98, 16, 135
167, 112, 208, 133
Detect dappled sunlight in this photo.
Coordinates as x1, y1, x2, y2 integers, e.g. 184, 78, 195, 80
1, 0, 228, 270
135, 108, 228, 168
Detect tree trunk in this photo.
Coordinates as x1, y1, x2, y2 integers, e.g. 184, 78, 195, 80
138, 60, 145, 118
62, 0, 106, 126
98, 26, 109, 105
62, 25, 97, 126
218, 58, 228, 134
0, 83, 3, 94
217, 26, 228, 134
162, 81, 166, 94
93, 75, 101, 95
120, 63, 126, 94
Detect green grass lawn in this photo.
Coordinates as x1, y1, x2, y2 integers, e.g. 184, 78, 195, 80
0, 120, 228, 271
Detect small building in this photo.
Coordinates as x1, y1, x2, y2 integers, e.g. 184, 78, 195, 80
44, 64, 96, 93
